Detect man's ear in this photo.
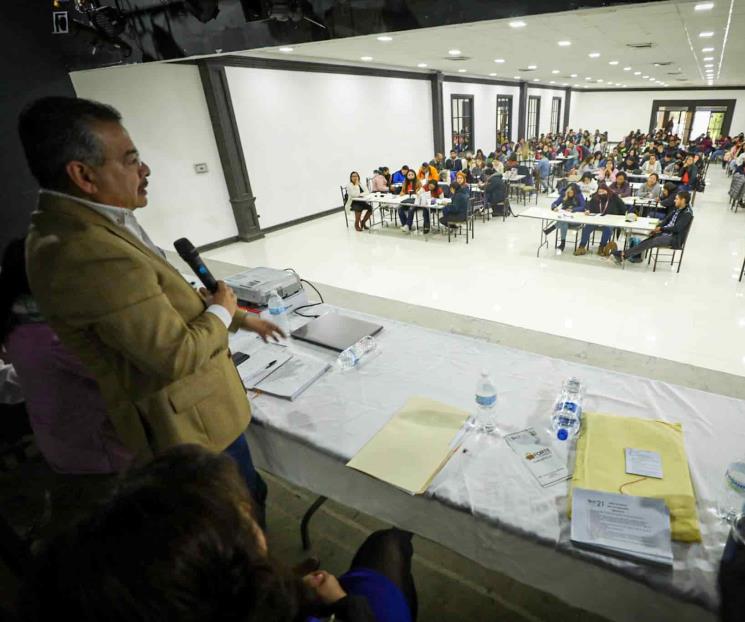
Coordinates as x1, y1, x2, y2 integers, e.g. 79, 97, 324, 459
65, 161, 98, 196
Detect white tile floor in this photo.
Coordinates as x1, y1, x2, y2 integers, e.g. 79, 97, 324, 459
206, 167, 745, 377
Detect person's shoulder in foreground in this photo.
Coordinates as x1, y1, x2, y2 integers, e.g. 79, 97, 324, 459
17, 445, 412, 622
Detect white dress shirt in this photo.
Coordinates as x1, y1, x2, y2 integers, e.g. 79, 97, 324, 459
39, 190, 232, 329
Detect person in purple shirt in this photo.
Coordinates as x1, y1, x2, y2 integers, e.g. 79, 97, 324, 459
0, 238, 132, 474
19, 445, 417, 622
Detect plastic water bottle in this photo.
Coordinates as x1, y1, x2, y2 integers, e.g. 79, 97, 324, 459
474, 371, 498, 434
551, 377, 583, 441
336, 335, 378, 370
267, 289, 289, 335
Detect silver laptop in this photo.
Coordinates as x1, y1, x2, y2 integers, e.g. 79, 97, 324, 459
291, 313, 383, 352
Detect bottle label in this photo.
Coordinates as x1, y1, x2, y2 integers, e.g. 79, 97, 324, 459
476, 394, 497, 407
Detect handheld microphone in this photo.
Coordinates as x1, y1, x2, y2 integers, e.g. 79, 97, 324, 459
174, 237, 218, 293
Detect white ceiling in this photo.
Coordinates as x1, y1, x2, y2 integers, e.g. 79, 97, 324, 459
236, 0, 745, 89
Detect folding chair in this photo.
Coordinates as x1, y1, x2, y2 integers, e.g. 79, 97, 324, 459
445, 198, 475, 244
339, 186, 349, 228
648, 218, 693, 273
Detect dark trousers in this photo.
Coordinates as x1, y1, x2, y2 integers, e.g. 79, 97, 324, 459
398, 206, 430, 229
223, 433, 267, 528
348, 528, 418, 620
623, 233, 674, 259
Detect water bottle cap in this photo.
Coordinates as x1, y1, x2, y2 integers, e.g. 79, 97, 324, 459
727, 462, 745, 493
557, 428, 569, 441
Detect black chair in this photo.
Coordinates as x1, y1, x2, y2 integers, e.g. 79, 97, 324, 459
444, 198, 475, 244
740, 253, 745, 283
339, 185, 349, 229
647, 218, 693, 273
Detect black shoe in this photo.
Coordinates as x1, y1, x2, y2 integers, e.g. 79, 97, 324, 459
544, 224, 557, 235
423, 227, 430, 234
559, 240, 566, 251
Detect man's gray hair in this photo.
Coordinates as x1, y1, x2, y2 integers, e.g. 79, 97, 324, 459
18, 97, 122, 190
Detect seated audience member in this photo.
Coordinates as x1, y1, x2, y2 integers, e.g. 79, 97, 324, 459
400, 178, 437, 235
371, 167, 390, 193
491, 158, 505, 174
444, 150, 463, 171
641, 153, 662, 176
398, 169, 422, 233
636, 172, 661, 202
533, 151, 551, 193
577, 156, 594, 175
578, 171, 598, 197
475, 148, 486, 161
613, 191, 693, 264
548, 183, 586, 251
482, 169, 508, 216
597, 160, 617, 183
19, 445, 418, 622
619, 152, 638, 173
391, 165, 409, 186
662, 153, 678, 175
651, 182, 678, 219
440, 173, 469, 226
345, 171, 373, 232
679, 155, 698, 190
417, 162, 438, 182
430, 152, 445, 171
574, 184, 626, 257
0, 238, 132, 474
609, 171, 631, 198
590, 151, 605, 169
470, 158, 484, 181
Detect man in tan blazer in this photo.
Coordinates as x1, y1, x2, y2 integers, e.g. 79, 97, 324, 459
20, 97, 281, 524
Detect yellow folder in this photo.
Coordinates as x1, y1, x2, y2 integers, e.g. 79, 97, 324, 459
347, 397, 470, 495
571, 412, 701, 542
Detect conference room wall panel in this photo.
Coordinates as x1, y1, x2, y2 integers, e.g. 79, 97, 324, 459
70, 63, 238, 248
442, 81, 520, 151
569, 89, 745, 142
225, 66, 433, 229
527, 88, 566, 137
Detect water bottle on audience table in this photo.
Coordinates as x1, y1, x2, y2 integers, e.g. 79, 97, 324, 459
551, 377, 583, 442
336, 335, 378, 370
267, 289, 290, 336
474, 370, 498, 435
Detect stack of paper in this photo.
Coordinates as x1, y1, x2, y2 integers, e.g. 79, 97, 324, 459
571, 488, 674, 567
347, 397, 470, 495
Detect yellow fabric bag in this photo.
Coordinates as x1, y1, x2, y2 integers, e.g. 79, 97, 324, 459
571, 412, 701, 542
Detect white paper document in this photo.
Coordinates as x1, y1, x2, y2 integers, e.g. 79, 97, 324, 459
504, 428, 571, 487
571, 488, 674, 566
625, 448, 664, 479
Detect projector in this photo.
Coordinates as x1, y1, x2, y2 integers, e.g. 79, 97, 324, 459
224, 267, 302, 306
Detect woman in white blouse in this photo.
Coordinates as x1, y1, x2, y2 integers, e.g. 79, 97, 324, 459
345, 171, 372, 231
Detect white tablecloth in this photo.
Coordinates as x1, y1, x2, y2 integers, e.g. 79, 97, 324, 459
231, 306, 743, 621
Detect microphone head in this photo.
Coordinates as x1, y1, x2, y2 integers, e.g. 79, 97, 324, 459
174, 237, 196, 258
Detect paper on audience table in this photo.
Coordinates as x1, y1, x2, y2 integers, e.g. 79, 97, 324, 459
347, 396, 470, 495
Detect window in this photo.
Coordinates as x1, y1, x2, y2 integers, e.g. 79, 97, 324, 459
450, 95, 474, 152
527, 95, 540, 139
496, 95, 513, 143
550, 96, 562, 134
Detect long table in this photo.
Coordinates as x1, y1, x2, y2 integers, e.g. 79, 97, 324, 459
229, 304, 741, 622
518, 206, 658, 260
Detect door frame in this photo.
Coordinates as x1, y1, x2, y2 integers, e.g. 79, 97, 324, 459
648, 99, 736, 139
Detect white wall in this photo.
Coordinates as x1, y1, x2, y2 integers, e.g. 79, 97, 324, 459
527, 88, 566, 138
226, 67, 433, 229
442, 80, 520, 151
70, 63, 237, 248
569, 89, 745, 142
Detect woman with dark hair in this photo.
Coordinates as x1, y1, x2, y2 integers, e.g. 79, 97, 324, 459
345, 171, 372, 232
548, 182, 586, 251
0, 238, 132, 474
19, 445, 418, 622
574, 184, 626, 256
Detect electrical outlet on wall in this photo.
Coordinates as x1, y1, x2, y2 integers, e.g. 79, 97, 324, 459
194, 163, 209, 174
